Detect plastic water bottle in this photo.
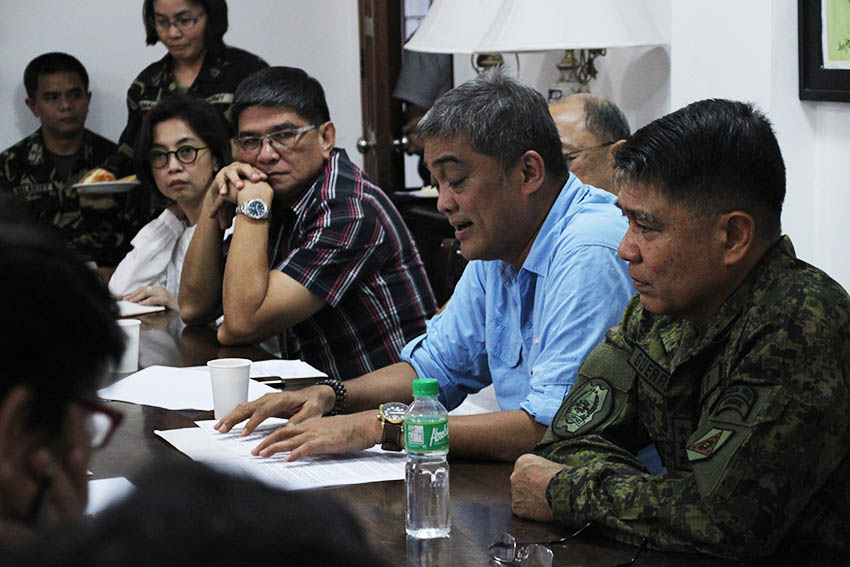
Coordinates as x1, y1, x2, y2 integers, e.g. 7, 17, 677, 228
404, 378, 450, 539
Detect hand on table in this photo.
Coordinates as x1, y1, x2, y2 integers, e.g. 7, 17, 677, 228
252, 411, 380, 461
510, 453, 566, 523
122, 284, 177, 311
214, 384, 336, 436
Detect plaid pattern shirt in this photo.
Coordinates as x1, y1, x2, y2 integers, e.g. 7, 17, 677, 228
266, 149, 436, 379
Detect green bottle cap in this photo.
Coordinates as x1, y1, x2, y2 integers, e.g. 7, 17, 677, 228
412, 378, 439, 397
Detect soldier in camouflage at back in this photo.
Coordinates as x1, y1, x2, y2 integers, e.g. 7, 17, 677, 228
509, 99, 850, 566
0, 53, 146, 271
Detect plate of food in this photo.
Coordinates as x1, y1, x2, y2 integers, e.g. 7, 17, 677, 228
73, 170, 140, 194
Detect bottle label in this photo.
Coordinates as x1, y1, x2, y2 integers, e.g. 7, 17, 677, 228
405, 417, 449, 452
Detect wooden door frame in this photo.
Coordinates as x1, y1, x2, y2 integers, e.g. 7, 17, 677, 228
358, 0, 405, 192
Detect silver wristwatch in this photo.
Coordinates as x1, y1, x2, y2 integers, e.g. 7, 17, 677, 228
235, 198, 270, 220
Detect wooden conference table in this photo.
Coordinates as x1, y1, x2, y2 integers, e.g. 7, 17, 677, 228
91, 311, 739, 567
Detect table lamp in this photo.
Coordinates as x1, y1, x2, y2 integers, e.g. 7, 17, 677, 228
476, 0, 665, 100
404, 0, 505, 72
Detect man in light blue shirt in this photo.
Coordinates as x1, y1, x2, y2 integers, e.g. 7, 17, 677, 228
215, 70, 632, 462
401, 173, 630, 427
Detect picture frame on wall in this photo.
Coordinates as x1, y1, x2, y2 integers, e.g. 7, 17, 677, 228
799, 0, 850, 101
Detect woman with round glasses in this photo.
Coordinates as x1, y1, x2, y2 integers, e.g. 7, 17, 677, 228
99, 0, 266, 177
108, 94, 231, 310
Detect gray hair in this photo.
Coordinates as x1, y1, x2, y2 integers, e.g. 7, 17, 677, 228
417, 69, 568, 182
584, 97, 630, 143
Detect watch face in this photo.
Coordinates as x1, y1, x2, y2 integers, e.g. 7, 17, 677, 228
380, 402, 408, 423
246, 199, 268, 218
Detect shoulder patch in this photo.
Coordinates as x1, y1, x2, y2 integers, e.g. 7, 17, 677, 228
553, 378, 613, 436
687, 428, 734, 462
714, 385, 756, 422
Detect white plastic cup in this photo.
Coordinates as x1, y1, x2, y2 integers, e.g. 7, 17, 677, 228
114, 319, 141, 373
207, 358, 251, 419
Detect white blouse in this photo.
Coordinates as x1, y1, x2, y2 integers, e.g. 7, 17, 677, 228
108, 209, 196, 298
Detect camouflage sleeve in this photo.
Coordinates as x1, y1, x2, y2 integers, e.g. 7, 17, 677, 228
538, 300, 850, 560
0, 151, 14, 193
83, 185, 151, 267
101, 81, 143, 177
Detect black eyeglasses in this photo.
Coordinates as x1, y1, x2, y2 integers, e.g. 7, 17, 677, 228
488, 523, 646, 567
75, 397, 124, 450
148, 145, 209, 169
153, 12, 205, 33
563, 140, 617, 162
234, 124, 317, 155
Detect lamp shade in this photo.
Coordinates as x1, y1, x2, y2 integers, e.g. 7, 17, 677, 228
477, 0, 665, 52
405, 0, 501, 54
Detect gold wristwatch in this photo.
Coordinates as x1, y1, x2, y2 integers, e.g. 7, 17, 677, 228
377, 402, 408, 452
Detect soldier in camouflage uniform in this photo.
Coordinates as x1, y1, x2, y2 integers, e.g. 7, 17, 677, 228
510, 99, 850, 566
101, 0, 267, 177
0, 53, 147, 269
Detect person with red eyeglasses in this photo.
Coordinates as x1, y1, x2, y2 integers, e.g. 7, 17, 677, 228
0, 207, 125, 549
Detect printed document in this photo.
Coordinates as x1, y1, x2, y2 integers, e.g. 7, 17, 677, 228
155, 418, 405, 490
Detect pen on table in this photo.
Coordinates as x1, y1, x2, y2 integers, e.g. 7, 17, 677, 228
251, 376, 327, 389
26, 471, 54, 526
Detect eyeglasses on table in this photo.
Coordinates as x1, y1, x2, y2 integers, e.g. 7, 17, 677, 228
488, 522, 646, 567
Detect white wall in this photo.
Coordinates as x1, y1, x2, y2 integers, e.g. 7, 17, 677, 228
3, 1, 848, 289
0, 0, 363, 167
668, 0, 850, 290
451, 0, 850, 290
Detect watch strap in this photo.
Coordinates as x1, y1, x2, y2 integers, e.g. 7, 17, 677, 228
235, 198, 270, 220
380, 419, 403, 452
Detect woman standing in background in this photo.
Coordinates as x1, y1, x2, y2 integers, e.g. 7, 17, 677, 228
98, 0, 266, 178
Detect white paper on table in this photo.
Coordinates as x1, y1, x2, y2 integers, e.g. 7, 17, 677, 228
85, 477, 135, 516
97, 359, 324, 410
155, 418, 405, 490
116, 300, 166, 317
97, 365, 274, 410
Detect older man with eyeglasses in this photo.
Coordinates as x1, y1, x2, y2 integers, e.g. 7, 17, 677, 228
179, 66, 436, 382
549, 94, 630, 196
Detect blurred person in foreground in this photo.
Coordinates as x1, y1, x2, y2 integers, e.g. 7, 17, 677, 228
8, 460, 386, 567
0, 204, 124, 549
510, 99, 850, 566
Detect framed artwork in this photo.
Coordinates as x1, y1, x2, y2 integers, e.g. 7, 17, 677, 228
799, 0, 850, 102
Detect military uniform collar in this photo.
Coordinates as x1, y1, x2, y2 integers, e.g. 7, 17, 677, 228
686, 235, 794, 355
25, 128, 94, 167
156, 46, 228, 87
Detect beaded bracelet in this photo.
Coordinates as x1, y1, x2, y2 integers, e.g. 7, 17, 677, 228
318, 379, 347, 415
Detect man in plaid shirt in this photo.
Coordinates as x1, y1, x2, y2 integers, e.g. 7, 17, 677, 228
180, 66, 436, 379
